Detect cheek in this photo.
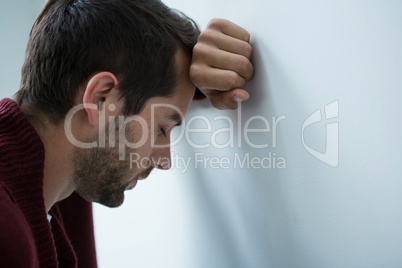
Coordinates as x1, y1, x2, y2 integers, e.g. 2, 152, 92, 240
121, 117, 156, 165
123, 120, 152, 147
125, 135, 154, 167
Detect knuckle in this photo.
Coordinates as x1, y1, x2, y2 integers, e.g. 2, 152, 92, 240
189, 64, 203, 82
237, 75, 247, 89
242, 31, 251, 42
192, 43, 201, 55
248, 64, 255, 80
236, 56, 251, 75
198, 29, 216, 42
224, 71, 239, 88
208, 18, 225, 29
242, 42, 253, 59
192, 43, 208, 58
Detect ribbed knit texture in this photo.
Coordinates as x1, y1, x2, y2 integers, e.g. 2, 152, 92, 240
0, 98, 97, 267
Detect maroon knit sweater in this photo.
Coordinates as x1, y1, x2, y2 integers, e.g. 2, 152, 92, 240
0, 98, 97, 267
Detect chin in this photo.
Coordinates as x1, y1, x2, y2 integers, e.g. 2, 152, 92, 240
83, 190, 126, 208
98, 194, 125, 208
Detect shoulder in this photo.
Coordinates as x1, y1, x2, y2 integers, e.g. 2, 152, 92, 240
0, 184, 39, 267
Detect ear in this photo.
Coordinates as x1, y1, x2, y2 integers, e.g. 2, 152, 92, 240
82, 72, 119, 126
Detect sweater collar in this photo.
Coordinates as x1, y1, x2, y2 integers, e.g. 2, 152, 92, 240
0, 98, 59, 266
0, 98, 46, 206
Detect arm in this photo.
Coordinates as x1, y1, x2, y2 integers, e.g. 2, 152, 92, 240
190, 19, 254, 110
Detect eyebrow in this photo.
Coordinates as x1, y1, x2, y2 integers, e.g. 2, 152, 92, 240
164, 112, 183, 127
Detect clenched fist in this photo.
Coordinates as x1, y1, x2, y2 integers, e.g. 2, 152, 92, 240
190, 19, 254, 110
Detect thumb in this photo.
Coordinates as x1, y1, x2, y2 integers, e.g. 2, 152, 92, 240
207, 88, 250, 110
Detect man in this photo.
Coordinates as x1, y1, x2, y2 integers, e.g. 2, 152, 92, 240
0, 0, 253, 267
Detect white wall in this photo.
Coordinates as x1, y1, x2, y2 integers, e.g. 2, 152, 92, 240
1, 1, 401, 268
0, 0, 44, 98
94, 1, 402, 267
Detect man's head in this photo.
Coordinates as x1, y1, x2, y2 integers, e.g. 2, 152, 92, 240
15, 0, 199, 124
14, 0, 200, 208
72, 47, 196, 207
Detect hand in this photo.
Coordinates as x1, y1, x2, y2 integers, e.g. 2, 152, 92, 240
190, 19, 254, 109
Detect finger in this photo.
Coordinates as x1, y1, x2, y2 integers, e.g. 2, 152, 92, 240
190, 64, 246, 91
231, 88, 250, 102
207, 88, 250, 110
207, 18, 250, 43
193, 44, 254, 81
198, 28, 253, 60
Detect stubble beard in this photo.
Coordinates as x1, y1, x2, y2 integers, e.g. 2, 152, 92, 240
72, 122, 139, 208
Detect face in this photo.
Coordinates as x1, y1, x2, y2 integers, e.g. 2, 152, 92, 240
72, 48, 195, 207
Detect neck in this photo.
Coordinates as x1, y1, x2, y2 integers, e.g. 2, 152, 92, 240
41, 128, 76, 213
22, 108, 76, 213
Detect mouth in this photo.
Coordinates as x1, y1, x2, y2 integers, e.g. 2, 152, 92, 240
137, 168, 153, 181
125, 168, 153, 190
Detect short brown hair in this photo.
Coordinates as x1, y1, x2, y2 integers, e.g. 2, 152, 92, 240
15, 0, 200, 124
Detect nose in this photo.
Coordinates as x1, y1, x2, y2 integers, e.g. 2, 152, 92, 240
150, 144, 172, 170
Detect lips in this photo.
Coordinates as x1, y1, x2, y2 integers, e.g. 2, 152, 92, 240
125, 168, 153, 190
137, 168, 153, 181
